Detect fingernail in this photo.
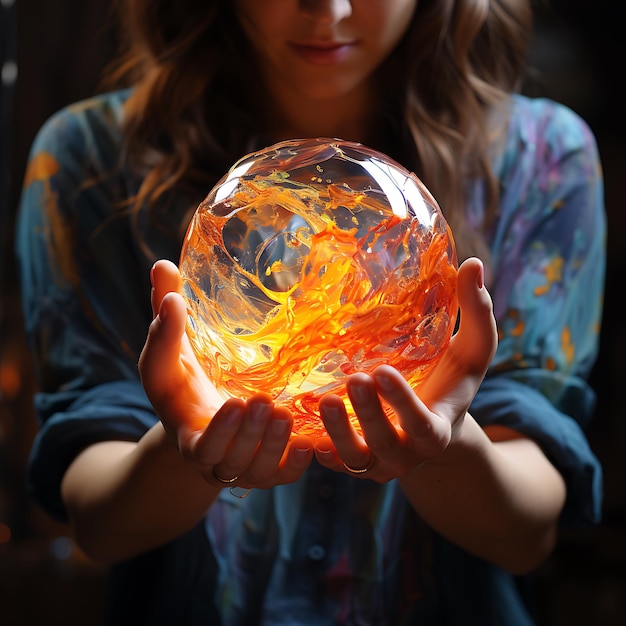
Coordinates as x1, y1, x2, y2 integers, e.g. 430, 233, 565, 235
374, 372, 394, 392
223, 403, 244, 426
250, 400, 272, 423
316, 446, 334, 459
477, 263, 484, 289
350, 382, 369, 403
294, 447, 311, 462
321, 402, 342, 423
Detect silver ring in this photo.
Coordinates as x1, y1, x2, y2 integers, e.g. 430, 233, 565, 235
342, 454, 375, 475
212, 467, 239, 485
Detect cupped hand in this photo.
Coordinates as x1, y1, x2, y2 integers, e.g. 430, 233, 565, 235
138, 259, 313, 489
315, 257, 497, 480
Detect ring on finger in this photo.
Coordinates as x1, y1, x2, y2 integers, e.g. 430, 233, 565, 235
342, 453, 375, 475
212, 467, 239, 485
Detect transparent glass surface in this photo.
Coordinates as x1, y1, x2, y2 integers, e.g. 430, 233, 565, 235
180, 138, 458, 437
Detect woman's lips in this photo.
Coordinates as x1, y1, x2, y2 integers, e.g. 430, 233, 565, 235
289, 42, 355, 65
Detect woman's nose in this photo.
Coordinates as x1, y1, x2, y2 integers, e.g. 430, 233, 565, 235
298, 0, 353, 26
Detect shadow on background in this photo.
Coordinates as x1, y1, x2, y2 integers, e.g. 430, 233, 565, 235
1, 1, 624, 624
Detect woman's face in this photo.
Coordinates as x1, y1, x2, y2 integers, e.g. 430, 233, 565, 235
233, 0, 418, 103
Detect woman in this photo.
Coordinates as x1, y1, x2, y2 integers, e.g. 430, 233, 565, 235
16, 1, 604, 624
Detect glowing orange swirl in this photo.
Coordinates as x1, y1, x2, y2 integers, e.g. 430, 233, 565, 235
181, 175, 457, 437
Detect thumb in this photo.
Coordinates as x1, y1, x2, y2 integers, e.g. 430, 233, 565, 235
150, 259, 183, 318
141, 258, 188, 396
451, 256, 498, 374
139, 289, 189, 402
418, 257, 497, 416
140, 261, 223, 435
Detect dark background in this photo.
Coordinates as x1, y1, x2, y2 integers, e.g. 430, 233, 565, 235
1, 1, 624, 624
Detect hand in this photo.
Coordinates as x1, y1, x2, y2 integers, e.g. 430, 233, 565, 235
314, 257, 498, 481
138, 259, 313, 489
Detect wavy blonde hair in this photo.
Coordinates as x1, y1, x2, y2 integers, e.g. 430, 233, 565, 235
108, 0, 532, 266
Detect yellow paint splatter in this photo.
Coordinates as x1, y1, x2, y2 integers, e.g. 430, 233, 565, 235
545, 257, 563, 283
23, 152, 59, 187
561, 326, 575, 365
533, 256, 563, 297
510, 320, 525, 337
25, 152, 80, 289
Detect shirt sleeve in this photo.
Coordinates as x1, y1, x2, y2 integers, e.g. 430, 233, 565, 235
471, 375, 602, 526
27, 381, 159, 521
473, 97, 606, 527
15, 95, 158, 521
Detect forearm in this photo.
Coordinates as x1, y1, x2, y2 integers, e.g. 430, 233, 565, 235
399, 415, 566, 574
61, 422, 220, 565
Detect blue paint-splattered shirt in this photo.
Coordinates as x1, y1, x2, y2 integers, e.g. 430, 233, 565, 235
15, 90, 605, 625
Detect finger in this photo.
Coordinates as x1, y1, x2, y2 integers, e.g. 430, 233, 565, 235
317, 394, 372, 471
139, 289, 221, 433
211, 394, 274, 479
243, 406, 293, 483
279, 437, 315, 483
191, 398, 246, 465
372, 365, 451, 455
450, 257, 498, 372
416, 257, 497, 419
150, 259, 183, 317
319, 394, 364, 447
139, 290, 189, 403
314, 442, 343, 472
344, 374, 401, 457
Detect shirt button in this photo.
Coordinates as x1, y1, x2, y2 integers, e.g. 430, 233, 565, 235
307, 544, 326, 562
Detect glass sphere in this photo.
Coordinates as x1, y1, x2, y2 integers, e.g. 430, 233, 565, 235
180, 138, 458, 437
